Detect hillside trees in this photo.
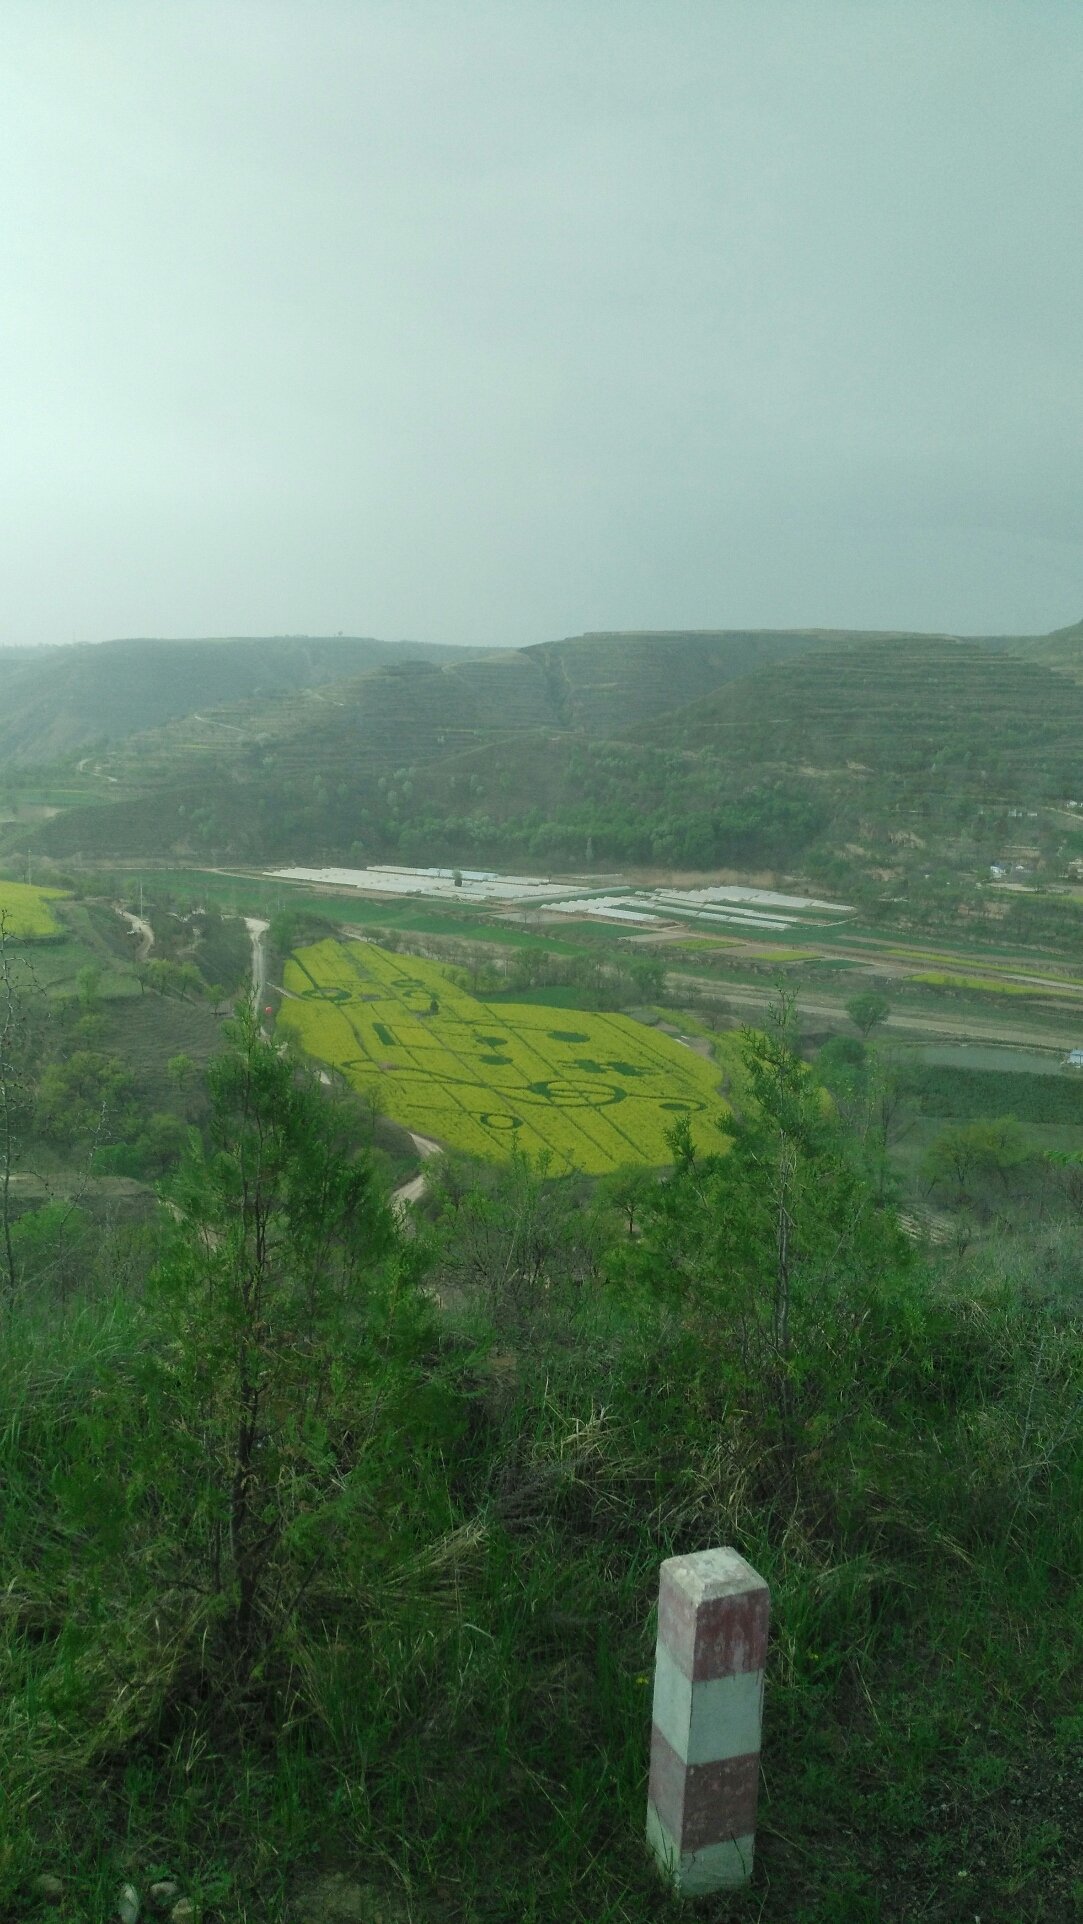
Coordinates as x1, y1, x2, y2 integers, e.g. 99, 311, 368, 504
621, 1007, 912, 1489
149, 1003, 414, 1660
35, 1049, 136, 1147
2, 970, 1082, 1910
0, 913, 32, 1297
922, 1117, 1030, 1199
427, 1148, 601, 1338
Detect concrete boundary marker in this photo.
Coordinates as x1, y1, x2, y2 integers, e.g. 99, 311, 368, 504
646, 1546, 769, 1895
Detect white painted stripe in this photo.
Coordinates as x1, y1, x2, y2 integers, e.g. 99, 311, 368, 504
647, 1803, 755, 1893
651, 1642, 765, 1766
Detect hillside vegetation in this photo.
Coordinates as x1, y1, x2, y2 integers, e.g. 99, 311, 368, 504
646, 635, 1083, 794
10, 619, 1083, 946
982, 613, 1083, 682
0, 634, 477, 764
0, 986, 1079, 1921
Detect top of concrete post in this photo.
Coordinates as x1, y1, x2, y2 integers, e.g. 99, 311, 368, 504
657, 1548, 769, 1682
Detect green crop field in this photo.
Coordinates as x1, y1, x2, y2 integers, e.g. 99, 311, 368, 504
0, 878, 67, 938
900, 1061, 1083, 1125
280, 938, 730, 1171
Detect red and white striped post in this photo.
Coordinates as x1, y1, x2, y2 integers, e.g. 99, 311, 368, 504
646, 1546, 770, 1895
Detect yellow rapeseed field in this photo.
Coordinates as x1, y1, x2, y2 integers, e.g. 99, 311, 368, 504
0, 879, 66, 939
280, 938, 730, 1172
907, 970, 1067, 997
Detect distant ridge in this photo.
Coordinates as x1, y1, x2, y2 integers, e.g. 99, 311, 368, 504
0, 634, 477, 764
11, 617, 1083, 880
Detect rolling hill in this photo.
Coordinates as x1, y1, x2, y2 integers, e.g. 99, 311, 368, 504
643, 635, 1083, 798
11, 620, 1083, 906
986, 614, 1083, 682
0, 634, 477, 764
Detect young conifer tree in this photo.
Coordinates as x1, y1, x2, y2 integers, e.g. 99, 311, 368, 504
152, 1001, 403, 1658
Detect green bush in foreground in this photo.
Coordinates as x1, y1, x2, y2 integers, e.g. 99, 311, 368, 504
0, 1013, 1079, 1921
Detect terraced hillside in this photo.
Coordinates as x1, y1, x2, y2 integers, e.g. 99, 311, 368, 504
998, 614, 1083, 683
0, 634, 475, 765
18, 622, 1083, 895
25, 629, 842, 861
105, 627, 830, 780
647, 637, 1083, 798
525, 628, 861, 732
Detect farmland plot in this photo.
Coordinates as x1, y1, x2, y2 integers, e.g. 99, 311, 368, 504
280, 939, 729, 1171
0, 879, 67, 938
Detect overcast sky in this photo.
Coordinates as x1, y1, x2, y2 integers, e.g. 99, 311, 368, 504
2, 2, 1081, 649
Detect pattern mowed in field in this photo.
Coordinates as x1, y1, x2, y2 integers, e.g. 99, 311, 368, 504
0, 879, 66, 938
281, 939, 729, 1171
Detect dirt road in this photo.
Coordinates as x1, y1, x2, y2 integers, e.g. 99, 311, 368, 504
392, 1134, 442, 1218
114, 905, 154, 961
245, 917, 269, 1002
665, 972, 1079, 1053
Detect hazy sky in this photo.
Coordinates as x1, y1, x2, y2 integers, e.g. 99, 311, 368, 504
2, 2, 1081, 648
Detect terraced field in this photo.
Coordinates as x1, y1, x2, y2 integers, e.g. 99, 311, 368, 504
0, 878, 67, 938
648, 636, 1083, 799
280, 939, 730, 1171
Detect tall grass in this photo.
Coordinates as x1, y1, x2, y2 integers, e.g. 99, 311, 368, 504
0, 1109, 1080, 1918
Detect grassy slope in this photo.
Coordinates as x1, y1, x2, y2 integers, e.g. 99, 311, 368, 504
16, 624, 1083, 925
644, 635, 1083, 792
0, 871, 1080, 1917
0, 635, 479, 765
0, 1042, 1078, 1922
26, 630, 843, 861
988, 615, 1083, 683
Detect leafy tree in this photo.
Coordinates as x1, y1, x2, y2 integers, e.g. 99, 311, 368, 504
845, 990, 891, 1038
35, 1050, 135, 1148
817, 1040, 913, 1203
76, 964, 102, 1010
94, 1112, 190, 1180
594, 1160, 657, 1237
167, 1051, 198, 1094
142, 958, 205, 1002
923, 1118, 1029, 1197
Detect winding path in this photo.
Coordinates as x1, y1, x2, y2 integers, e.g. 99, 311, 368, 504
245, 917, 269, 1004
252, 921, 437, 1215
392, 1134, 442, 1217
114, 904, 154, 961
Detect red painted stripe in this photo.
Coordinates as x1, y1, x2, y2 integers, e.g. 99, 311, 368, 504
649, 1725, 762, 1851
658, 1577, 769, 1681
648, 1722, 689, 1840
